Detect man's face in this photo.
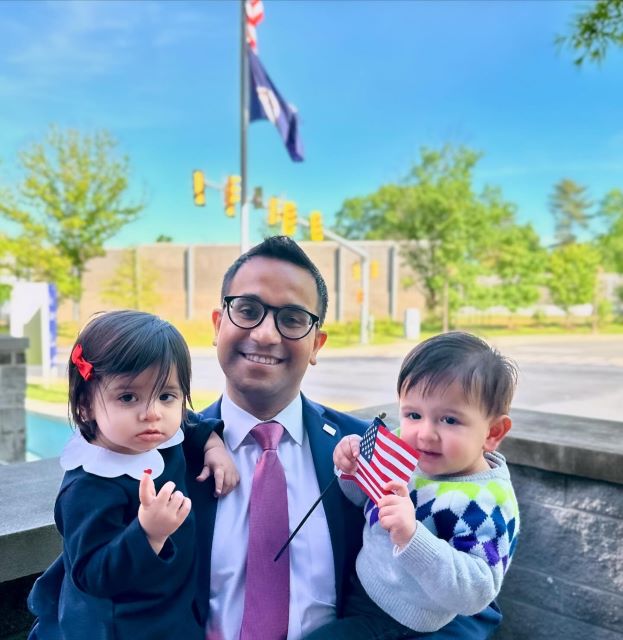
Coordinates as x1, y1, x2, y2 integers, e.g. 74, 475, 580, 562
212, 256, 327, 419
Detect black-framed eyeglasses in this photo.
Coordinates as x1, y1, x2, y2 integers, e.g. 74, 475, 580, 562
223, 296, 320, 340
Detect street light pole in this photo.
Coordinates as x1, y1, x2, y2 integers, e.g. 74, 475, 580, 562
297, 218, 370, 345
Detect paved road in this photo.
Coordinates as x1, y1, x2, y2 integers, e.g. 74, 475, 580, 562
191, 336, 623, 422
51, 336, 623, 422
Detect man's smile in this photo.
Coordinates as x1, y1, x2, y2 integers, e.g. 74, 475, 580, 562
242, 352, 283, 365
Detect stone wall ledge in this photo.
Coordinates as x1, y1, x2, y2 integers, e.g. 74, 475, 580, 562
1, 406, 621, 585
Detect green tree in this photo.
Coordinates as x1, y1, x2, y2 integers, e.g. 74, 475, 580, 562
0, 127, 144, 314
101, 248, 161, 311
155, 234, 173, 243
596, 188, 623, 272
556, 0, 623, 66
334, 146, 523, 325
548, 179, 593, 245
548, 243, 601, 318
476, 220, 546, 324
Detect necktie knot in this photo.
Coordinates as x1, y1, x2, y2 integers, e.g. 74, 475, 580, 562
250, 421, 284, 451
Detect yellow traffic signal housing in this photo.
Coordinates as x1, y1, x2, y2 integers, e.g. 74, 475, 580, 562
267, 197, 281, 226
192, 170, 206, 207
370, 259, 380, 279
281, 201, 297, 236
224, 175, 241, 217
309, 210, 324, 241
352, 261, 361, 281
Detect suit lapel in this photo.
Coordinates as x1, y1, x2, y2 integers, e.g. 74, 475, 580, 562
301, 395, 348, 602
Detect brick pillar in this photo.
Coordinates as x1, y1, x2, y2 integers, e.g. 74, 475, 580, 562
0, 336, 29, 463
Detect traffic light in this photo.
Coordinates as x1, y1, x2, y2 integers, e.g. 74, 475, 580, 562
192, 170, 206, 207
267, 197, 281, 226
309, 210, 324, 242
223, 175, 241, 217
281, 201, 297, 236
352, 261, 361, 281
370, 260, 380, 279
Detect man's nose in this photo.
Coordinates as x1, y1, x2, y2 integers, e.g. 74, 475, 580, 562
249, 310, 281, 343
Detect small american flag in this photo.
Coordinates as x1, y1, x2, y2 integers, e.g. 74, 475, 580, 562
341, 417, 419, 506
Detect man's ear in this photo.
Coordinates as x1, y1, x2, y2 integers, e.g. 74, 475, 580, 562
484, 415, 512, 452
211, 308, 223, 346
309, 330, 328, 366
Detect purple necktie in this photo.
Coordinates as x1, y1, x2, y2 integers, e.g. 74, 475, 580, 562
240, 421, 290, 640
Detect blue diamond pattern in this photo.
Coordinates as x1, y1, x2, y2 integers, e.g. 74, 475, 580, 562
433, 508, 460, 541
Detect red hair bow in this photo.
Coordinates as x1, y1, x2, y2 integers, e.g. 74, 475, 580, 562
71, 344, 93, 381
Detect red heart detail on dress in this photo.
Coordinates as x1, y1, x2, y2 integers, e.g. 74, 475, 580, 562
144, 468, 152, 475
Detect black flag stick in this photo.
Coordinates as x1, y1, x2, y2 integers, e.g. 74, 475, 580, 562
274, 475, 338, 562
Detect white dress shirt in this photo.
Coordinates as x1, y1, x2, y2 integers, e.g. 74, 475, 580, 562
207, 392, 337, 640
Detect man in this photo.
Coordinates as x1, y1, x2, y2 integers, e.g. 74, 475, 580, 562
188, 236, 502, 640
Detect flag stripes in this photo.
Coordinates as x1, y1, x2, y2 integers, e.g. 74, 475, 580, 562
341, 418, 419, 506
245, 0, 265, 52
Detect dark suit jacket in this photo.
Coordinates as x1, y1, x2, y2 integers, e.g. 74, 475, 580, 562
186, 394, 368, 625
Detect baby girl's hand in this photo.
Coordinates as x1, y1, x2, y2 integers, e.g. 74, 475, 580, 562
198, 446, 240, 497
377, 480, 417, 549
138, 472, 191, 555
196, 431, 240, 497
333, 434, 361, 475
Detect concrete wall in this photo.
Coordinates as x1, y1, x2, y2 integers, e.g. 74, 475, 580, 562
0, 337, 28, 463
59, 241, 427, 325
497, 464, 622, 639
1, 407, 622, 639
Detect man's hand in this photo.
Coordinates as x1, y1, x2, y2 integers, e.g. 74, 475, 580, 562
333, 434, 361, 475
377, 480, 417, 549
196, 431, 240, 497
138, 473, 191, 555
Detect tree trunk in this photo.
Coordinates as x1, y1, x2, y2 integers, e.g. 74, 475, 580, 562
442, 278, 449, 333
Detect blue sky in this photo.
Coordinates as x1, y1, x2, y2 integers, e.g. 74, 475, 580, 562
0, 0, 622, 248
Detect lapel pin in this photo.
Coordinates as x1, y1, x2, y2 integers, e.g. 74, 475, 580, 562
322, 423, 337, 436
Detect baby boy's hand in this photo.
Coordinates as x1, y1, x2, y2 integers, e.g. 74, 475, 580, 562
333, 434, 361, 475
377, 480, 417, 549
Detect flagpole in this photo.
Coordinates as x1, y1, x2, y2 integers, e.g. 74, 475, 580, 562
240, 0, 250, 254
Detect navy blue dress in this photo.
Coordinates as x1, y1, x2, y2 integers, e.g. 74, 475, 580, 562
28, 417, 222, 640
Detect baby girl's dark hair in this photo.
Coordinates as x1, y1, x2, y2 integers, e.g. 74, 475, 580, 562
68, 310, 192, 442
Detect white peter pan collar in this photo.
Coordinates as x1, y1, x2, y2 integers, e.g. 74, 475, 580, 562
60, 428, 184, 480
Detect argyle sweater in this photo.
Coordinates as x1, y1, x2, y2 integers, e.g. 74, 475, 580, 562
339, 451, 520, 632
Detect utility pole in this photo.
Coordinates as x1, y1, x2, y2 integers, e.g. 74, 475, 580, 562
239, 0, 250, 253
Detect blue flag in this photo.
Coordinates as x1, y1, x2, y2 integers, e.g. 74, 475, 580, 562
248, 48, 304, 162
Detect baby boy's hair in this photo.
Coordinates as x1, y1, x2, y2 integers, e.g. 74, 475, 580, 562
397, 331, 518, 417
68, 310, 192, 442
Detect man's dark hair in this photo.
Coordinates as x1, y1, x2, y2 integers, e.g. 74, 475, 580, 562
397, 331, 518, 417
68, 310, 192, 442
220, 235, 329, 325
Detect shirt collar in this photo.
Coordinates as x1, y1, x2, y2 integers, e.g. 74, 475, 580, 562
59, 428, 184, 480
221, 391, 304, 450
